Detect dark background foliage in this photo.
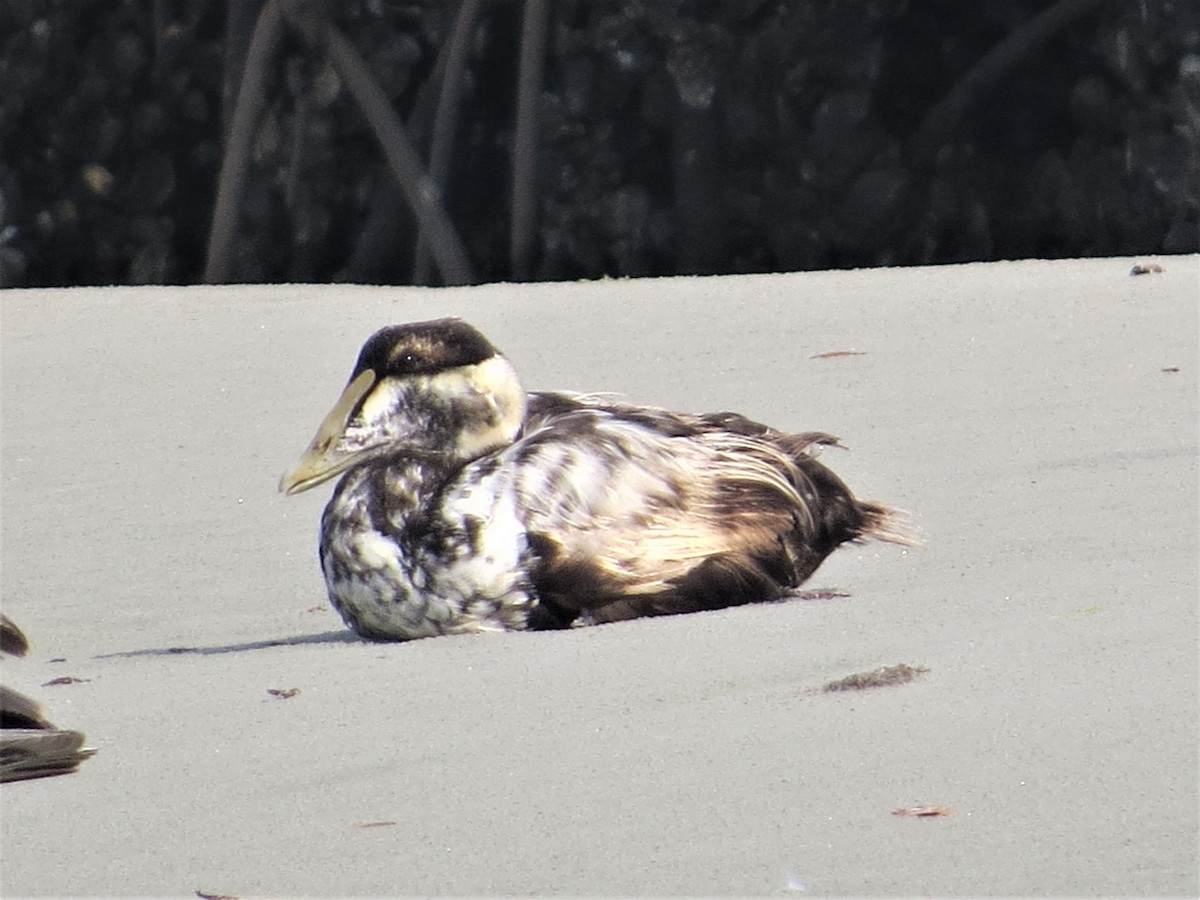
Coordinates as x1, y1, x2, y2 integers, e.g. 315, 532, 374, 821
1, 0, 1196, 288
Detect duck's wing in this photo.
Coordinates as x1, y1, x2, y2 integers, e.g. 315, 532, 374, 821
501, 394, 910, 626
1, 685, 52, 730
1, 615, 29, 657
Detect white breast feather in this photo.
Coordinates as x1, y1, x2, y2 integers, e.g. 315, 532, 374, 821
426, 466, 534, 629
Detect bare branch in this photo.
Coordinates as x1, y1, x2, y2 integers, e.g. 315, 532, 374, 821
413, 0, 484, 284
204, 0, 284, 284
283, 2, 475, 285
910, 0, 1114, 165
509, 0, 548, 281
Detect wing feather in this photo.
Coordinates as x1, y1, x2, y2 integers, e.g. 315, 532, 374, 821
498, 394, 851, 621
441, 391, 913, 627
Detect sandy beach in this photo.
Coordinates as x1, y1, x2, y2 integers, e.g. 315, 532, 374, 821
1, 258, 1196, 897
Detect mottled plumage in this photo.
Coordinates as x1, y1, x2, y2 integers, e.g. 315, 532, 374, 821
281, 319, 914, 641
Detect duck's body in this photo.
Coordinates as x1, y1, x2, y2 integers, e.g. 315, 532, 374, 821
282, 319, 913, 641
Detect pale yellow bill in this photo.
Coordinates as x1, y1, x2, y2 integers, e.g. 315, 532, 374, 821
279, 369, 376, 495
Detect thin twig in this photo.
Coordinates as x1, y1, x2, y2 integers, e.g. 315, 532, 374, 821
857, 0, 1115, 263
910, 0, 1114, 165
509, 0, 548, 281
413, 0, 484, 284
204, 0, 284, 283
283, 1, 475, 285
152, 0, 168, 68
221, 0, 268, 136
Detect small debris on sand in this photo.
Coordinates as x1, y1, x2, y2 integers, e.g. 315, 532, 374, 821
823, 663, 929, 692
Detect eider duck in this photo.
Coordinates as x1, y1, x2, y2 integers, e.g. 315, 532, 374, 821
1, 615, 97, 783
281, 318, 914, 641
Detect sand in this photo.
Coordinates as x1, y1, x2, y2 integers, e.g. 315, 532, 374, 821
1, 257, 1196, 897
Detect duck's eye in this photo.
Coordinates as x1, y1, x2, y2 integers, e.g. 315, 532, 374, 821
391, 352, 417, 372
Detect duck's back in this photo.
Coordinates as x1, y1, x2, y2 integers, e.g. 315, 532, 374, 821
445, 392, 910, 628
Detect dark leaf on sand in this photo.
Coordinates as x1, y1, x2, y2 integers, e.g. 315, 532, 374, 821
41, 676, 89, 687
823, 663, 928, 692
811, 350, 867, 359
892, 805, 955, 818
267, 688, 300, 700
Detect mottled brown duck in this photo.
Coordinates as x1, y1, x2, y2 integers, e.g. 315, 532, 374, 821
281, 318, 915, 641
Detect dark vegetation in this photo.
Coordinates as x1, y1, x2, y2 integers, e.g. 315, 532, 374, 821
1, 0, 1196, 288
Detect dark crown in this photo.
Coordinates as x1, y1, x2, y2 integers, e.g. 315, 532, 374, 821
354, 318, 499, 379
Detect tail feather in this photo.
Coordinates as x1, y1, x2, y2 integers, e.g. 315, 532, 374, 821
855, 499, 923, 548
0, 728, 97, 783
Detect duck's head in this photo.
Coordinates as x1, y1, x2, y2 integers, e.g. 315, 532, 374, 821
280, 318, 527, 495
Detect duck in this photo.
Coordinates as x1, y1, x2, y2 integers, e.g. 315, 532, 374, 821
1, 615, 97, 782
280, 318, 914, 641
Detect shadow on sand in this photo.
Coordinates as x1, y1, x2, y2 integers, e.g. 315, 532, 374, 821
93, 629, 363, 659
